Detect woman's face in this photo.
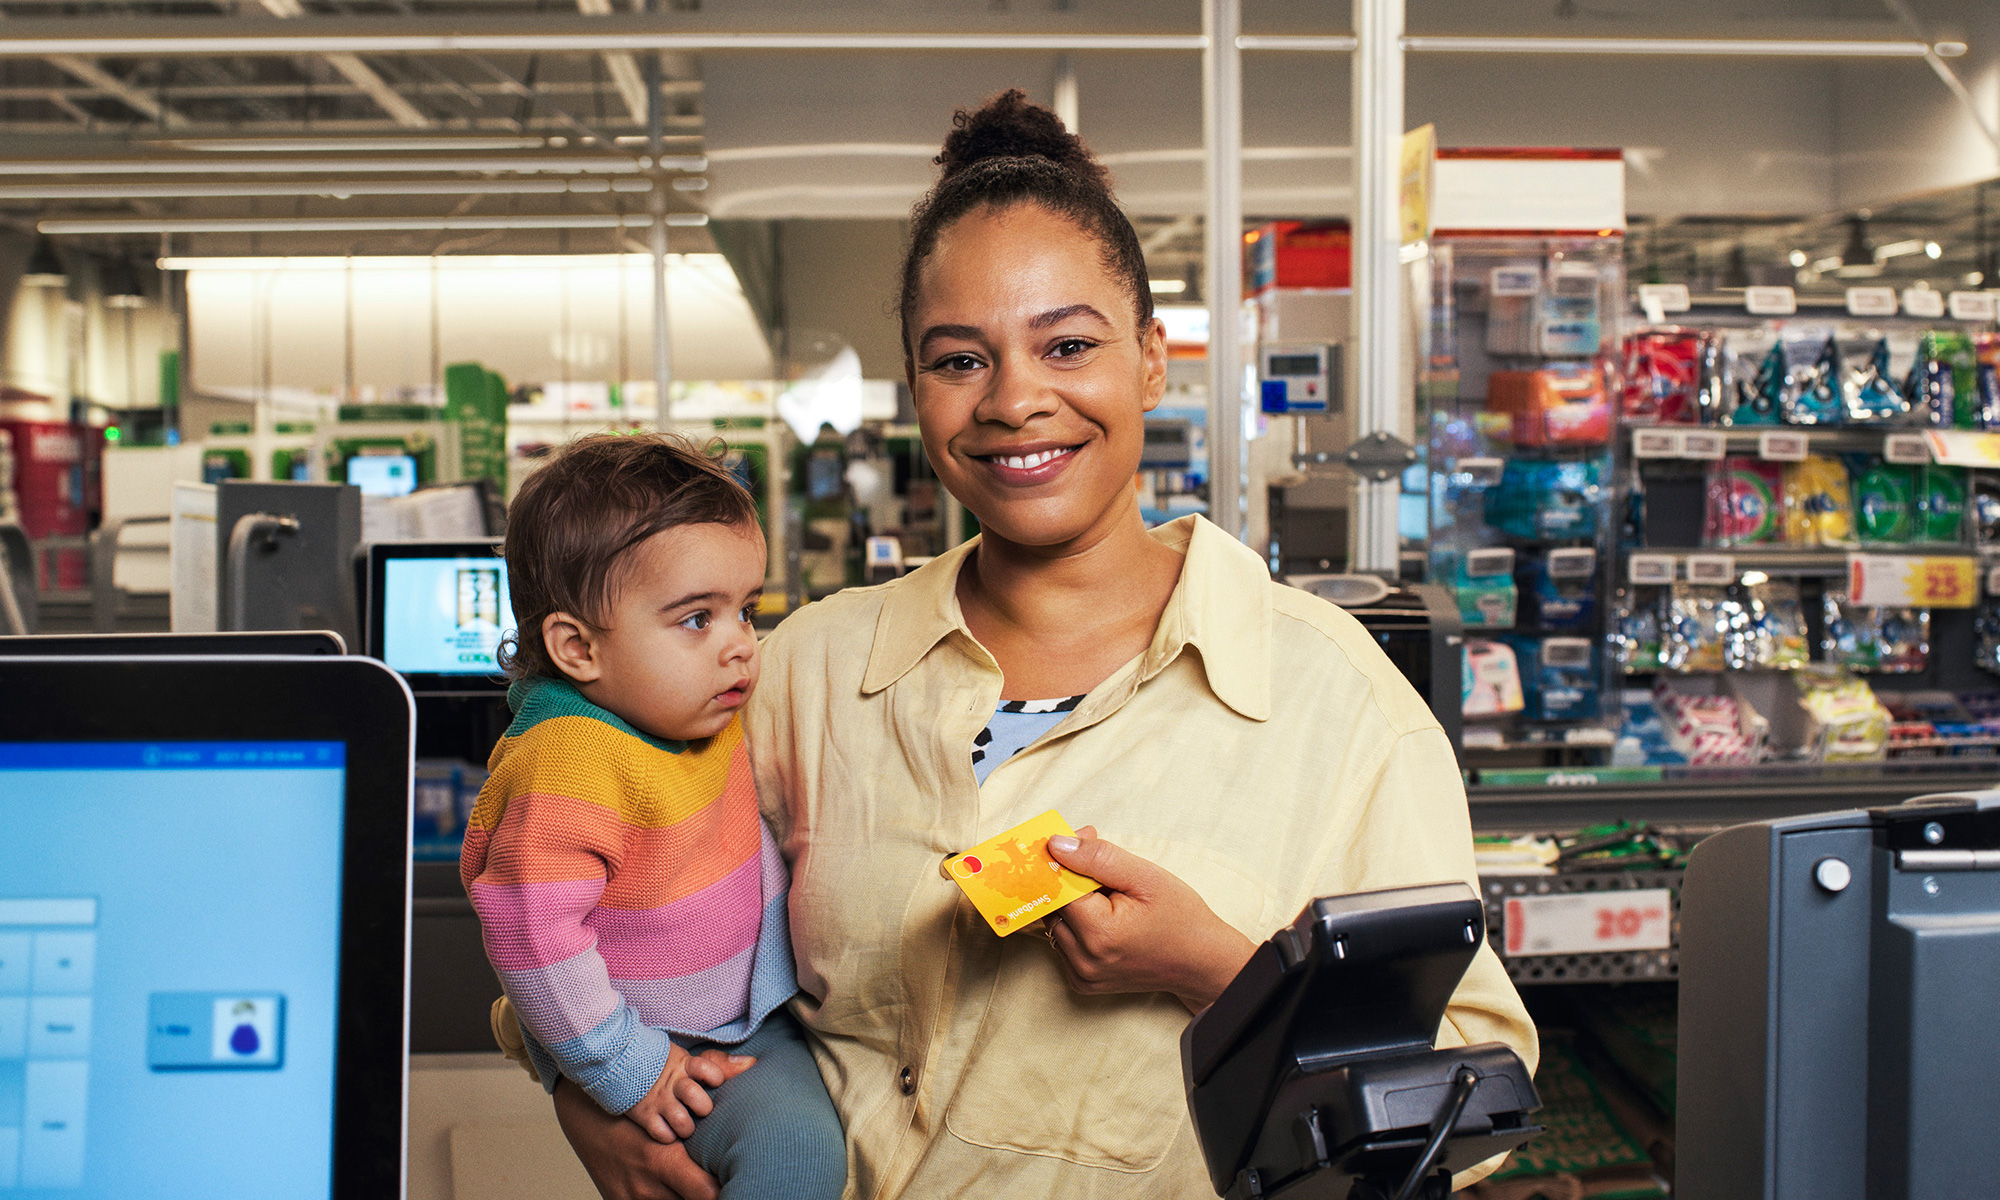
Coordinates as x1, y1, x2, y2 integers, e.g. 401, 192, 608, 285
907, 202, 1168, 550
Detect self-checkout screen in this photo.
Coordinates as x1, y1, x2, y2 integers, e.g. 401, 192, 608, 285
379, 555, 515, 676
0, 741, 346, 1197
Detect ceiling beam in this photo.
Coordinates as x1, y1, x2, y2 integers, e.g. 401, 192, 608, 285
576, 0, 650, 126
258, 0, 432, 128
45, 56, 187, 126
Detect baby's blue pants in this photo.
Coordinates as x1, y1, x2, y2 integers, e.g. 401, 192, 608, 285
681, 1011, 845, 1200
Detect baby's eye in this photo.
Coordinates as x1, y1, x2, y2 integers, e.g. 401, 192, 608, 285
679, 610, 711, 631
739, 604, 757, 624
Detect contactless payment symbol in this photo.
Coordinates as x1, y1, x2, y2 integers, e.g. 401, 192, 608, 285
147, 992, 285, 1070
949, 855, 982, 879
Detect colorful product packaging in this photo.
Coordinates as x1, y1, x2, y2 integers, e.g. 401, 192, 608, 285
1484, 362, 1611, 446
1794, 667, 1891, 761
1851, 459, 1917, 544
1841, 336, 1908, 423
1918, 465, 1967, 543
1782, 336, 1843, 425
1750, 580, 1810, 670
1730, 341, 1784, 425
1704, 456, 1785, 546
1614, 591, 1664, 674
1484, 458, 1604, 541
1451, 547, 1518, 630
1519, 636, 1600, 722
1620, 328, 1704, 424
1463, 638, 1527, 718
1530, 547, 1598, 631
1661, 584, 1727, 673
1653, 681, 1760, 765
1782, 455, 1857, 546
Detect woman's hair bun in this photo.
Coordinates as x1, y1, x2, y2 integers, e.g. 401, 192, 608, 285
936, 88, 1108, 190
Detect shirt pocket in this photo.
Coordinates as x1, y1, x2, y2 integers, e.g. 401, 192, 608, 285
943, 943, 1190, 1172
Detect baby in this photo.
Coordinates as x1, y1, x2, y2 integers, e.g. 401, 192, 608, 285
461, 433, 843, 1198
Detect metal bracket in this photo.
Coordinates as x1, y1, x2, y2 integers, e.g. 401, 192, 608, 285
1293, 431, 1418, 481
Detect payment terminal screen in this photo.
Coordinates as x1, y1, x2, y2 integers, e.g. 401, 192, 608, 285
0, 741, 346, 1197
380, 555, 515, 676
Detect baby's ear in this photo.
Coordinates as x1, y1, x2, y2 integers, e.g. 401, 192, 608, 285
542, 611, 603, 683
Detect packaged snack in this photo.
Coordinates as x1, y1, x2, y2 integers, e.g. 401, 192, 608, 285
1529, 547, 1598, 631
1933, 331, 1980, 427
1716, 587, 1760, 670
1613, 589, 1663, 673
1782, 335, 1843, 425
1485, 362, 1611, 446
1463, 638, 1526, 717
1918, 464, 1967, 543
1975, 601, 2000, 675
1907, 353, 1955, 427
1976, 475, 2000, 547
1782, 455, 1857, 546
1620, 328, 1703, 423
1876, 607, 1932, 673
1749, 580, 1809, 669
1976, 361, 2000, 430
1661, 584, 1727, 673
1729, 341, 1784, 425
1851, 459, 1916, 543
1653, 681, 1759, 764
1484, 458, 1604, 541
1822, 590, 1878, 670
1704, 457, 1784, 546
1451, 547, 1517, 629
1794, 666, 1890, 761
1841, 336, 1908, 423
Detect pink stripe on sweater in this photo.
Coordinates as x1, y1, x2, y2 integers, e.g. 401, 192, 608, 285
495, 948, 623, 1044
587, 853, 762, 978
469, 876, 609, 972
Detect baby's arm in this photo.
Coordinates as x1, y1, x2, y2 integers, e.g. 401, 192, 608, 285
624, 1041, 752, 1144
461, 773, 679, 1119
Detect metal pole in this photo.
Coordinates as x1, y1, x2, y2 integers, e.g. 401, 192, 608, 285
1351, 0, 1403, 574
1202, 0, 1243, 541
645, 6, 672, 420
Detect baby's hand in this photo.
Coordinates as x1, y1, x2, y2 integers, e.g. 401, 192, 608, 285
626, 1043, 747, 1145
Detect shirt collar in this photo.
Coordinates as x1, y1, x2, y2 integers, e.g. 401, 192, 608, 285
859, 514, 1271, 722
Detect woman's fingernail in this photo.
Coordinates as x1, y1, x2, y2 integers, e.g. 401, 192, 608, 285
1048, 835, 1079, 853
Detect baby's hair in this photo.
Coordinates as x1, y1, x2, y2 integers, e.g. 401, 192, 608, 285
898, 88, 1153, 357
497, 432, 757, 680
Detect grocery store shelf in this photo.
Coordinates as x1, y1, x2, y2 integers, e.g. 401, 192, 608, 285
1468, 763, 2000, 831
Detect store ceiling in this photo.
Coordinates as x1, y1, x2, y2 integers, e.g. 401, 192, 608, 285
0, 0, 1986, 267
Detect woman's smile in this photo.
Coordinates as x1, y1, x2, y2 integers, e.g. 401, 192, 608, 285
972, 441, 1083, 485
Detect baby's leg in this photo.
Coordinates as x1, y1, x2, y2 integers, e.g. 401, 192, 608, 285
681, 1013, 845, 1200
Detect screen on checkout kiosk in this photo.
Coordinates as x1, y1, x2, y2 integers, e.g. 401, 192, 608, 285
0, 740, 347, 1196
379, 554, 517, 677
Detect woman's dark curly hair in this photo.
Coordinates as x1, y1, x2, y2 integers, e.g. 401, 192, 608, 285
898, 88, 1153, 357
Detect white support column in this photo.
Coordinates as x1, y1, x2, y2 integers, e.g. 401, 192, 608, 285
1350, 0, 1404, 574
1202, 0, 1244, 541
645, 29, 672, 419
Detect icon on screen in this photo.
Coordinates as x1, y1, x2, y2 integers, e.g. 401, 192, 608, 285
147, 993, 285, 1070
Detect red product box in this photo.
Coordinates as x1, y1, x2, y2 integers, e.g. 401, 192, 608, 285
0, 417, 94, 589
1484, 363, 1611, 447
1621, 329, 1705, 424
1245, 220, 1352, 294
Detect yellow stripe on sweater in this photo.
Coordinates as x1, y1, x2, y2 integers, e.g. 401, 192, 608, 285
467, 714, 743, 833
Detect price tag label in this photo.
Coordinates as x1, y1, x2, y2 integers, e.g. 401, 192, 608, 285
1949, 290, 1999, 322
1846, 286, 1899, 317
1681, 430, 1727, 460
1987, 565, 2000, 599
1903, 288, 1947, 319
1744, 285, 1798, 315
1457, 456, 1506, 486
1632, 428, 1683, 458
1847, 553, 1978, 608
1925, 429, 2000, 468
1686, 554, 1736, 584
1490, 266, 1541, 296
1503, 889, 1674, 957
1628, 553, 1676, 585
1883, 433, 1931, 464
1637, 283, 1691, 314
1757, 431, 1809, 461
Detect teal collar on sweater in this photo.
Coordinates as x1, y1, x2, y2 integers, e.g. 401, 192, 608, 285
505, 676, 690, 755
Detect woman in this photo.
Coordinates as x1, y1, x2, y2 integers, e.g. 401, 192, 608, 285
546, 89, 1536, 1200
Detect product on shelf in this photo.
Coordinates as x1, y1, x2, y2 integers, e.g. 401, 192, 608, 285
1450, 546, 1519, 629
1876, 606, 1933, 673
1851, 459, 1917, 543
1821, 590, 1931, 672
1749, 580, 1810, 670
1781, 335, 1843, 425
1513, 635, 1601, 722
1703, 456, 1784, 546
1977, 601, 2000, 674
1612, 591, 1663, 673
1610, 691, 1683, 765
1730, 340, 1785, 425
1918, 464, 1967, 542
1781, 455, 1858, 546
1529, 547, 1598, 631
1472, 833, 1560, 875
1907, 330, 1979, 427
1619, 328, 1705, 424
1793, 666, 1891, 761
1485, 362, 1612, 446
1976, 475, 2000, 547
1463, 638, 1527, 718
1661, 584, 1727, 672
1484, 458, 1604, 541
1840, 336, 1909, 423
1653, 679, 1761, 764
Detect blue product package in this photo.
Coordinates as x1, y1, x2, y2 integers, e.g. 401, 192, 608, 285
1907, 354, 1956, 427
1531, 548, 1598, 631
1976, 362, 2000, 429
1484, 459, 1603, 541
1510, 636, 1600, 722
1843, 337, 1906, 423
1730, 343, 1783, 425
1781, 336, 1843, 425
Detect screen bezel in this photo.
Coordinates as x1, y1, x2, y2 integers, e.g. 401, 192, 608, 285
365, 540, 511, 695
0, 655, 413, 1200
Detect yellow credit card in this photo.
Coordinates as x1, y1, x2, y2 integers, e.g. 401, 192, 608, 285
944, 810, 1101, 937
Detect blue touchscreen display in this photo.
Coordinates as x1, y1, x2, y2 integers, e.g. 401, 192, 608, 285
380, 555, 515, 677
0, 742, 346, 1197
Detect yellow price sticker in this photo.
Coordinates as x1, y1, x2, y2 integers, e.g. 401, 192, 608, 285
1847, 554, 1977, 609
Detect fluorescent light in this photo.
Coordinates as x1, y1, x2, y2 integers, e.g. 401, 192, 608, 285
0, 179, 654, 199
1926, 241, 1943, 259
1149, 279, 1187, 294
0, 156, 645, 175
1236, 35, 1358, 51
1788, 249, 1807, 267
1403, 35, 1930, 57
0, 29, 1209, 56
159, 253, 701, 270
153, 136, 550, 152
1876, 239, 1927, 260
43, 212, 708, 234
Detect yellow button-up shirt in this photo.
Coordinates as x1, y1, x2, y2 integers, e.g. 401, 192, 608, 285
744, 514, 1536, 1200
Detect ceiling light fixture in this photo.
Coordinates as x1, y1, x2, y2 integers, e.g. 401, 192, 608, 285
1149, 278, 1187, 294
1842, 215, 1873, 266
0, 178, 655, 200
42, 213, 708, 234
22, 236, 65, 284
0, 155, 669, 176
1926, 241, 1943, 259
1787, 249, 1807, 267
1875, 238, 1928, 260
157, 252, 714, 270
151, 136, 552, 152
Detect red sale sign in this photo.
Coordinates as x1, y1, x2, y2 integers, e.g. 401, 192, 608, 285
1502, 890, 1673, 957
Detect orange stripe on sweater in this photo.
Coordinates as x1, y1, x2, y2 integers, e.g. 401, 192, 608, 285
466, 714, 743, 833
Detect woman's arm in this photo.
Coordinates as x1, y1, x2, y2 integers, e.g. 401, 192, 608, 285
1044, 829, 1256, 1012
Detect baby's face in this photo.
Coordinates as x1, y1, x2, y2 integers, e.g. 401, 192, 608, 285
574, 520, 766, 743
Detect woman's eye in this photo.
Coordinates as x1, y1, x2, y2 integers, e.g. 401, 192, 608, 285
928, 353, 983, 373
679, 611, 711, 631
1050, 338, 1095, 359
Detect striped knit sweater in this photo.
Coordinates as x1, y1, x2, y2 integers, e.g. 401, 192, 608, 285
460, 677, 796, 1115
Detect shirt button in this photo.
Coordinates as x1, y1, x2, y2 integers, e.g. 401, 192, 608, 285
899, 1066, 916, 1096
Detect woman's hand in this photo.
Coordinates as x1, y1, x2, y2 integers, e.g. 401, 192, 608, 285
1044, 828, 1256, 1012
551, 1052, 753, 1200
